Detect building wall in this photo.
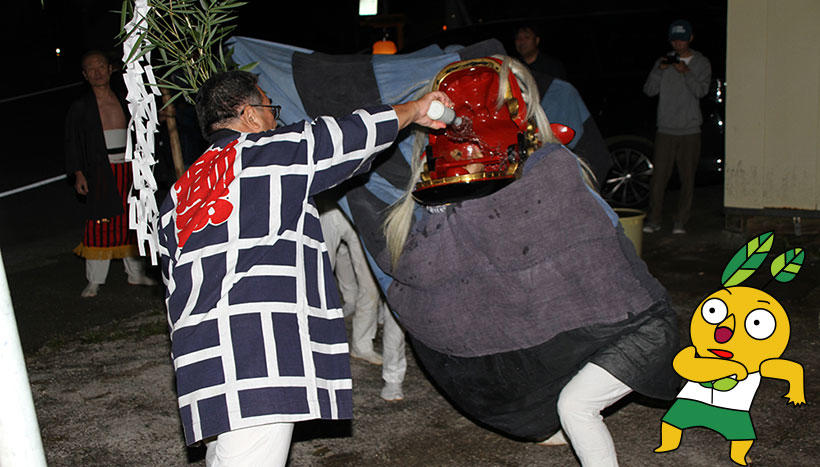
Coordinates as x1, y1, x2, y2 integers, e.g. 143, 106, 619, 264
725, 0, 820, 211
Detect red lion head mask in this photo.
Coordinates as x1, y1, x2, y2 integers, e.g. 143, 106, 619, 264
413, 57, 542, 205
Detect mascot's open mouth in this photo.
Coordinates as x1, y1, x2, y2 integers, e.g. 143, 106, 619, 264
714, 326, 733, 343
709, 349, 734, 359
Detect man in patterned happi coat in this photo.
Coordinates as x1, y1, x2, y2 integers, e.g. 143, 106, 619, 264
158, 70, 449, 466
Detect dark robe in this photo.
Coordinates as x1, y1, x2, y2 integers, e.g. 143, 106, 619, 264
387, 144, 679, 440
526, 52, 568, 81
64, 89, 130, 221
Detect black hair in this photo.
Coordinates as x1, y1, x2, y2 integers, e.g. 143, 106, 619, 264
515, 23, 541, 38
195, 70, 260, 137
80, 50, 110, 67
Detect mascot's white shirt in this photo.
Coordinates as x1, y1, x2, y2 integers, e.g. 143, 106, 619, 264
676, 371, 761, 411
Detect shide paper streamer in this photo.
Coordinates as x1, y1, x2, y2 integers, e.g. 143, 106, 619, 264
122, 0, 161, 264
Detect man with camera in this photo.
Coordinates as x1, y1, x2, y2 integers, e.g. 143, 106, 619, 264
642, 19, 711, 235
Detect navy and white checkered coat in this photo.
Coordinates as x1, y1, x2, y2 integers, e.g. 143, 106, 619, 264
158, 105, 399, 445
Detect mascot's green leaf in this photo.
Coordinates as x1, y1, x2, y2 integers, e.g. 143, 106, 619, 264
721, 232, 774, 287
770, 248, 804, 283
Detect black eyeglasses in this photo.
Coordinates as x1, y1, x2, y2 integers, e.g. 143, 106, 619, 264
249, 104, 281, 120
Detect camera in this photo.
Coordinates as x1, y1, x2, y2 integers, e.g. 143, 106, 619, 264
662, 52, 681, 64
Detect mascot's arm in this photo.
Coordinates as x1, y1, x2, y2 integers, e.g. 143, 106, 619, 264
672, 346, 749, 382
760, 358, 806, 405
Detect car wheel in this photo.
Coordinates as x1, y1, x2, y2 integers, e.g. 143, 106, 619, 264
602, 139, 654, 208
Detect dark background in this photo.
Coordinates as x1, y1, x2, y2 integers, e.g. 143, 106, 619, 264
2, 0, 726, 96
0, 0, 726, 193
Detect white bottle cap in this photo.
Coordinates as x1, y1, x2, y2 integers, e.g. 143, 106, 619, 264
427, 100, 446, 121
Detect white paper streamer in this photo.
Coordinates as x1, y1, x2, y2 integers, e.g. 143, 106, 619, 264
123, 0, 161, 264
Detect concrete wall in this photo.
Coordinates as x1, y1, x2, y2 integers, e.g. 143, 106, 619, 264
725, 0, 820, 211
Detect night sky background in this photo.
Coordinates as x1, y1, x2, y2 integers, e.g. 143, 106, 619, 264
3, 0, 726, 98
0, 0, 727, 228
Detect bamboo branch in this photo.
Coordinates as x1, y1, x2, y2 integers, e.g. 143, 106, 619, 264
120, 0, 250, 105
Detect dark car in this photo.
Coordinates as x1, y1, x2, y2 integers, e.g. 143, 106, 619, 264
403, 4, 727, 208
603, 77, 725, 208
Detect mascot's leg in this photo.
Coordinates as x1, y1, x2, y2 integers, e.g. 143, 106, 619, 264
654, 422, 683, 452
729, 440, 753, 466
556, 363, 632, 467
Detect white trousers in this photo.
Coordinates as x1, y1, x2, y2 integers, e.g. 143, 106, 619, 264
320, 206, 406, 384
557, 363, 632, 467
333, 242, 379, 350
380, 301, 406, 384
205, 422, 294, 467
85, 256, 144, 285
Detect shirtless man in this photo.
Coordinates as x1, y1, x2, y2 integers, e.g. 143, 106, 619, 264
65, 51, 156, 297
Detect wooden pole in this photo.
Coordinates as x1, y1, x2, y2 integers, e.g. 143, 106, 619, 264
161, 89, 186, 179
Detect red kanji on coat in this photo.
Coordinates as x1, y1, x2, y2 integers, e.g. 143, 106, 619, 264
174, 140, 238, 248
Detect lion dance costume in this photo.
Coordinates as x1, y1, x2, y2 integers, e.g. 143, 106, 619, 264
369, 57, 681, 466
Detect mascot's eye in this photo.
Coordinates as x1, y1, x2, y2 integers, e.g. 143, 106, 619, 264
745, 309, 776, 340
701, 298, 728, 325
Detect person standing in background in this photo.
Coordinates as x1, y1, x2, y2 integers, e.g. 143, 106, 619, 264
319, 202, 407, 401
642, 20, 712, 235
65, 50, 156, 298
514, 24, 568, 81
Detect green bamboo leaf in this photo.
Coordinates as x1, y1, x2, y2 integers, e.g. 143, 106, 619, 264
721, 231, 774, 287
217, 45, 226, 68
209, 30, 233, 47
163, 91, 186, 108
162, 62, 187, 78
770, 248, 804, 283
124, 36, 151, 64
238, 61, 258, 72
121, 21, 143, 42
210, 15, 234, 25
119, 1, 130, 30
